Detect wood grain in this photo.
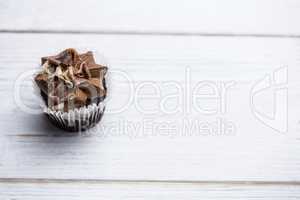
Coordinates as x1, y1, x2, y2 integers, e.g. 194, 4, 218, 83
2, 0, 300, 197
0, 0, 300, 36
0, 33, 300, 183
1, 181, 300, 200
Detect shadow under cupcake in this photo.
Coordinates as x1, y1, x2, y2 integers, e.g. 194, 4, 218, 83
34, 48, 107, 132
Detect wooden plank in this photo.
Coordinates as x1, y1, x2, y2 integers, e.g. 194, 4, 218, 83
2, 135, 300, 181
0, 0, 300, 36
0, 33, 300, 182
1, 181, 300, 200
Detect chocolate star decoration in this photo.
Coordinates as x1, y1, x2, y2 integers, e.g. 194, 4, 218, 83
35, 48, 107, 112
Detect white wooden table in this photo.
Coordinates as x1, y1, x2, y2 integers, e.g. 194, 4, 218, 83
1, 0, 300, 199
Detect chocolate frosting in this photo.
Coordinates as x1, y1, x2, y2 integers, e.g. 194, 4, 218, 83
35, 48, 107, 112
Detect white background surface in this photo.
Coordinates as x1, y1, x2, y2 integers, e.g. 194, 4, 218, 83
1, 0, 300, 199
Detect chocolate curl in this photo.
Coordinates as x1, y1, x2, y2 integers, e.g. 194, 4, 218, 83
79, 51, 96, 66
59, 48, 80, 66
75, 62, 91, 79
42, 48, 80, 66
35, 73, 48, 94
67, 66, 76, 82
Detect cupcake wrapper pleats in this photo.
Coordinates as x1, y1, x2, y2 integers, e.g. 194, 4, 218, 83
44, 103, 105, 132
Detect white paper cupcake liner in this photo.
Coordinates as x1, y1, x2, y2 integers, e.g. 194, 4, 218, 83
43, 102, 105, 132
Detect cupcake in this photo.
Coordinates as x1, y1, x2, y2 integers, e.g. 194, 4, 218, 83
34, 48, 107, 131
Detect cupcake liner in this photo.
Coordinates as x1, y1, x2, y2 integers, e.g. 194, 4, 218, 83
43, 102, 105, 132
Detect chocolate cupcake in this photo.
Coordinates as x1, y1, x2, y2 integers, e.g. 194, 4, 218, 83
34, 48, 107, 131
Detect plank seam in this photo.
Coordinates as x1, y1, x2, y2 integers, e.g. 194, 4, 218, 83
1, 178, 300, 186
0, 29, 299, 38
